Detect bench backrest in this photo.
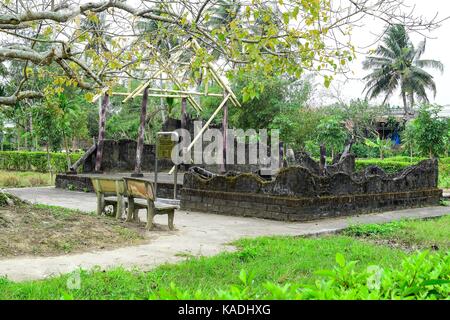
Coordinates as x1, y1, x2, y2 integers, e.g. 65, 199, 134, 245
123, 177, 155, 201
91, 177, 125, 196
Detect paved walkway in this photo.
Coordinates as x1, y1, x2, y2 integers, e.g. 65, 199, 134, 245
1, 187, 449, 282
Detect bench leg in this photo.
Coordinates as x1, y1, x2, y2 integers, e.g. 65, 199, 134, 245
110, 203, 117, 217
116, 195, 124, 219
96, 193, 104, 216
126, 197, 134, 222
133, 208, 140, 222
168, 210, 175, 231
146, 205, 155, 230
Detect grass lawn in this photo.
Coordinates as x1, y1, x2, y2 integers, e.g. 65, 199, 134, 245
343, 215, 450, 252
0, 170, 54, 188
0, 214, 448, 299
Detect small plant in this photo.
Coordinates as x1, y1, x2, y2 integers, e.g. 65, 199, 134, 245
149, 252, 450, 300
82, 187, 89, 193
343, 221, 404, 237
67, 184, 75, 191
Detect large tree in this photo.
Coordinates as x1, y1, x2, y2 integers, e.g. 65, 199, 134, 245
363, 24, 444, 115
0, 0, 444, 107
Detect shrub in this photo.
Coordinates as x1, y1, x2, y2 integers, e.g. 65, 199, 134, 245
2, 176, 20, 187
355, 159, 411, 173
149, 251, 450, 300
0, 151, 82, 173
28, 176, 47, 186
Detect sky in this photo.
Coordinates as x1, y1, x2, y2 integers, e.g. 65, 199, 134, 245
326, 0, 450, 109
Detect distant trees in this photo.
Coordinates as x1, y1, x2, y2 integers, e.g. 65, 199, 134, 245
363, 24, 444, 115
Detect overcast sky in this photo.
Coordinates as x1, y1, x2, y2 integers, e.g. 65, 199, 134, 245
325, 0, 450, 108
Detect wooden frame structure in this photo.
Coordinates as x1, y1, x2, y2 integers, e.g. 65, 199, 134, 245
92, 38, 241, 175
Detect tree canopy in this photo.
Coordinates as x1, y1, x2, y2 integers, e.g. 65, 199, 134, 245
0, 0, 444, 107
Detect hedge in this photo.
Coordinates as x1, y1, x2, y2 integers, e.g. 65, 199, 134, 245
355, 157, 450, 176
0, 151, 83, 173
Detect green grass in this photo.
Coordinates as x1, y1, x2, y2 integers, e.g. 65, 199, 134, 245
343, 215, 450, 251
0, 235, 407, 299
0, 170, 54, 188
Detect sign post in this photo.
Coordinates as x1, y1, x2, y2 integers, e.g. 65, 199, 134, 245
155, 131, 179, 199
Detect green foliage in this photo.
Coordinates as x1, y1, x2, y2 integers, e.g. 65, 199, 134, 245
355, 156, 450, 188
343, 215, 450, 251
363, 24, 444, 113
355, 159, 412, 173
228, 71, 312, 132
316, 116, 348, 157
0, 235, 406, 299
0, 151, 82, 173
364, 136, 393, 160
344, 221, 404, 237
412, 105, 448, 158
149, 251, 450, 300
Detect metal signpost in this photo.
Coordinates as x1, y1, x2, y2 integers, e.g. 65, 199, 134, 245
155, 131, 179, 199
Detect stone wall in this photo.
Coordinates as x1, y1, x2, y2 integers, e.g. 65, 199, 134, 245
82, 139, 173, 173
180, 159, 442, 221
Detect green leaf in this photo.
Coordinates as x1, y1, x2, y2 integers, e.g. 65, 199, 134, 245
336, 253, 345, 267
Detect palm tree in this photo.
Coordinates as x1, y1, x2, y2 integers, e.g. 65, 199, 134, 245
363, 24, 444, 115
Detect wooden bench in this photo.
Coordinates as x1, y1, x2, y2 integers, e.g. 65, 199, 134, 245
90, 177, 126, 219
123, 177, 179, 230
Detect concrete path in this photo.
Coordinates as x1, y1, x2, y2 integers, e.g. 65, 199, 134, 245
1, 187, 449, 282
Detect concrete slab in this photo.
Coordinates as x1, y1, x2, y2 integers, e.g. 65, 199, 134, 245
1, 187, 449, 282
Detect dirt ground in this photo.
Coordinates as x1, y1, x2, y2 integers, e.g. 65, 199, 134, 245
0, 200, 148, 258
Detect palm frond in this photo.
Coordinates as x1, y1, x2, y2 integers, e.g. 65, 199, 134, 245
415, 59, 444, 73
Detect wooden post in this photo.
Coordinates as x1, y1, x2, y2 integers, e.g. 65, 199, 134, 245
168, 94, 230, 174
319, 144, 326, 176
133, 87, 148, 177
181, 97, 187, 129
95, 93, 109, 173
220, 94, 228, 173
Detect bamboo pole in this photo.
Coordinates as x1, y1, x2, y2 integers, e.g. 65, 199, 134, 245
146, 87, 222, 97
92, 87, 109, 103
168, 94, 231, 174
145, 43, 203, 112
191, 39, 241, 108
114, 92, 188, 98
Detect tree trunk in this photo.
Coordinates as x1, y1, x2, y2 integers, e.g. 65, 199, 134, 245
409, 93, 415, 114
62, 130, 71, 171
133, 87, 148, 176
95, 93, 109, 172
402, 91, 408, 115
46, 143, 53, 184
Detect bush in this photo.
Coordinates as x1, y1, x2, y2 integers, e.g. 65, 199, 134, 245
0, 152, 83, 173
355, 157, 450, 188
28, 176, 47, 186
149, 252, 450, 300
2, 176, 20, 187
355, 159, 412, 173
